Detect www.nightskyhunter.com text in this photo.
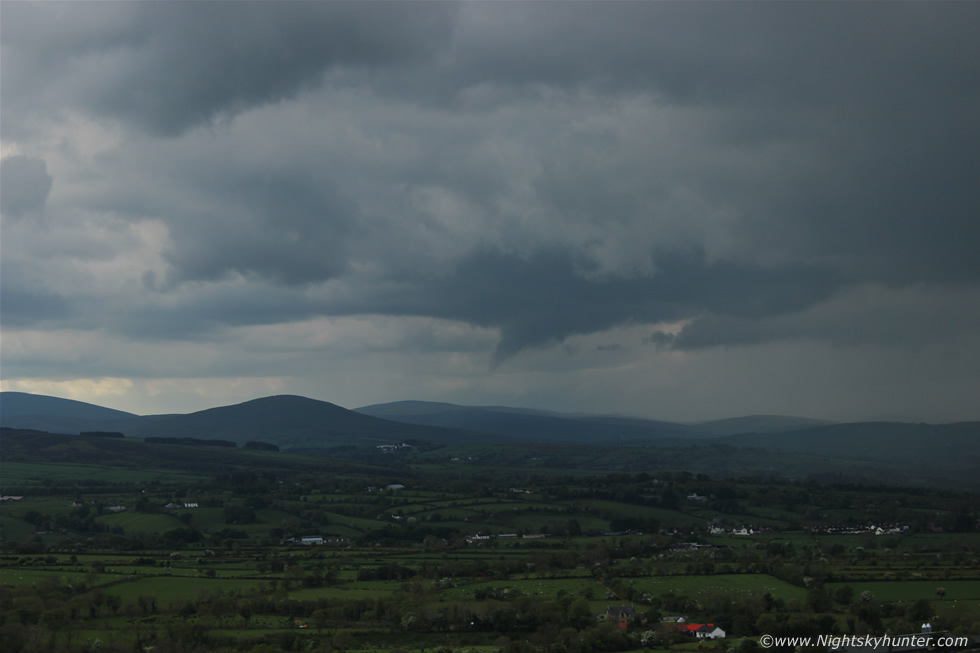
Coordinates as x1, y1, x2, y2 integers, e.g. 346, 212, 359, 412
759, 634, 969, 650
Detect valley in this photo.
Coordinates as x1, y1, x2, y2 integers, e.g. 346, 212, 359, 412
1, 393, 978, 653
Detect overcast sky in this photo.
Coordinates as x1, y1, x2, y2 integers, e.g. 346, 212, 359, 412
2, 1, 979, 423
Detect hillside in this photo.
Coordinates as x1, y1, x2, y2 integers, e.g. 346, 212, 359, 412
0, 427, 391, 478
355, 402, 838, 443
721, 421, 980, 480
102, 395, 502, 449
691, 414, 837, 436
357, 400, 585, 419
4, 393, 978, 489
0, 393, 503, 450
355, 400, 697, 444
0, 391, 136, 423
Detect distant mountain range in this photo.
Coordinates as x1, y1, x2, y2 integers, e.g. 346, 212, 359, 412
354, 400, 695, 444
1, 392, 834, 448
0, 392, 496, 450
724, 421, 980, 468
0, 392, 138, 420
354, 400, 834, 442
2, 392, 977, 488
690, 414, 836, 436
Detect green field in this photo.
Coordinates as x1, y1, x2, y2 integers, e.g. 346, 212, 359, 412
97, 511, 184, 533
631, 573, 808, 602
824, 579, 980, 602
2, 437, 979, 653
579, 500, 707, 526
103, 574, 273, 602
1, 461, 207, 484
0, 568, 116, 587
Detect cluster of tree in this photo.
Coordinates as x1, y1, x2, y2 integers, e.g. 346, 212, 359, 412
355, 564, 417, 581
222, 505, 257, 525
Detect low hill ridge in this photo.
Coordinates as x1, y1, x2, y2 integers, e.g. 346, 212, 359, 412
721, 421, 980, 468
4, 393, 976, 483
355, 400, 698, 444
1, 392, 501, 450
691, 414, 836, 436
1, 391, 136, 421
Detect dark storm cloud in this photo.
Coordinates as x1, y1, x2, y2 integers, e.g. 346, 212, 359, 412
158, 170, 358, 286
1, 1, 458, 136
0, 155, 53, 217
445, 2, 980, 281
329, 248, 843, 363
3, 0, 980, 365
446, 2, 979, 115
120, 282, 320, 341
651, 285, 980, 352
0, 286, 71, 327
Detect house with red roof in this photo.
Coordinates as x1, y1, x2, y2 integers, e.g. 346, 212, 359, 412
670, 623, 726, 639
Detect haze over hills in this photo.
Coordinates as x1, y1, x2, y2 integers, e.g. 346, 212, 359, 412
0, 391, 136, 421
0, 391, 141, 436
354, 400, 835, 442
2, 392, 979, 489
691, 414, 837, 436
355, 400, 583, 419
3, 393, 833, 447
724, 421, 980, 467
355, 400, 697, 444
0, 393, 501, 450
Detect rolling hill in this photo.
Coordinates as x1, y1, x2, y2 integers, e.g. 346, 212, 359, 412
121, 395, 503, 449
0, 391, 136, 420
354, 400, 700, 444
0, 393, 500, 450
0, 427, 396, 478
722, 421, 980, 469
691, 414, 836, 436
0, 392, 141, 435
4, 393, 977, 489
355, 401, 840, 443
0, 392, 845, 447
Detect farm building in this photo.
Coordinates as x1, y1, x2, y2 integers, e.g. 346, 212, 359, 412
669, 623, 726, 639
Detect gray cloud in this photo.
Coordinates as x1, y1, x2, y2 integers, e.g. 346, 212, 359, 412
159, 170, 358, 286
2, 1, 979, 421
0, 286, 70, 327
1, 1, 458, 136
0, 155, 53, 217
652, 285, 980, 352
386, 248, 843, 364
